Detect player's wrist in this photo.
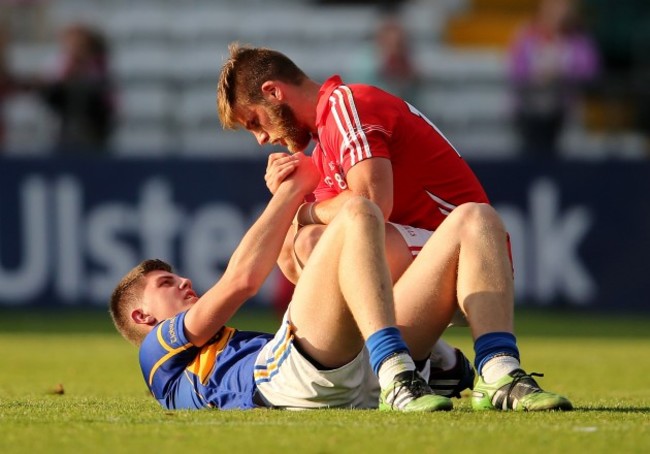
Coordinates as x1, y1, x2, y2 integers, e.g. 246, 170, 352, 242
276, 180, 305, 201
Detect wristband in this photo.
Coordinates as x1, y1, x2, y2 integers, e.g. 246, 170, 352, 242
306, 202, 316, 225
294, 202, 309, 228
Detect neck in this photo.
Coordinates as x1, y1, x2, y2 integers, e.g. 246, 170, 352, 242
292, 78, 321, 134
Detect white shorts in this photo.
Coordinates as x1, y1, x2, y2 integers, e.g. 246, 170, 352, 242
254, 311, 379, 409
389, 222, 468, 327
388, 222, 433, 257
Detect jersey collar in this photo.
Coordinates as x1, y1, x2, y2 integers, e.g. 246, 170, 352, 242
315, 75, 344, 129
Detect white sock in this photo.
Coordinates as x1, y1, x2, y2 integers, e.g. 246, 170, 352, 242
429, 341, 457, 370
378, 353, 416, 389
481, 355, 521, 383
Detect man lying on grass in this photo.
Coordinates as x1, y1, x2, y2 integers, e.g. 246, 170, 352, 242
109, 153, 572, 412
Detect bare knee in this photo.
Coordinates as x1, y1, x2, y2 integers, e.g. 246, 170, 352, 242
452, 203, 506, 241
339, 196, 384, 225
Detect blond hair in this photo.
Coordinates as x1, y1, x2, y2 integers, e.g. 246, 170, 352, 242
217, 42, 307, 129
109, 259, 172, 346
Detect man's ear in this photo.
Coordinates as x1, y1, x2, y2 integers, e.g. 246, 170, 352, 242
261, 81, 282, 101
131, 308, 157, 326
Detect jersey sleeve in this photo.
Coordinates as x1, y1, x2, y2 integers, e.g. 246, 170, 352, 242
323, 85, 394, 176
139, 312, 201, 409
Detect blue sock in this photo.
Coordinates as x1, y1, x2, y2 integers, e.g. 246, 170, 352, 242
366, 327, 410, 375
474, 332, 520, 376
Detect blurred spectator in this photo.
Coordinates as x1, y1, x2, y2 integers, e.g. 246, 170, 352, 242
1, 23, 116, 155
508, 0, 600, 158
0, 0, 49, 42
35, 23, 116, 154
582, 0, 650, 155
351, 12, 420, 103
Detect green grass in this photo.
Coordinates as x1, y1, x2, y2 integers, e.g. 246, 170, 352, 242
1, 308, 649, 453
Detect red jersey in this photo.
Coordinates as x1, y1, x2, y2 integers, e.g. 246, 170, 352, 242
311, 75, 489, 231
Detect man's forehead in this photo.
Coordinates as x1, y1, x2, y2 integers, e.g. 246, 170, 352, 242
145, 270, 175, 284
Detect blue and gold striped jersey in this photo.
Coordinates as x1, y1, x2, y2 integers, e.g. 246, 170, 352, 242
139, 311, 273, 410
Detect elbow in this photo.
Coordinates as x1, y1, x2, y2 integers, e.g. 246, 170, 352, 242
365, 189, 392, 221
354, 191, 392, 221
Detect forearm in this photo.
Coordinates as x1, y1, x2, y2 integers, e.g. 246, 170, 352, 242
185, 184, 305, 345
225, 183, 305, 292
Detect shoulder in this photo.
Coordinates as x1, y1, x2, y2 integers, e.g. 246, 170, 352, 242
139, 314, 194, 366
325, 83, 399, 123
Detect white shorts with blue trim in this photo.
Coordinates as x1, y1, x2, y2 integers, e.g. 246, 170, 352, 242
253, 311, 379, 409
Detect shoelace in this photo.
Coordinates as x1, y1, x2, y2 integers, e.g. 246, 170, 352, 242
391, 372, 430, 408
503, 371, 544, 403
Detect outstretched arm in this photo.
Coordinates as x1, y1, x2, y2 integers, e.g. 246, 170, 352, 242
184, 153, 319, 346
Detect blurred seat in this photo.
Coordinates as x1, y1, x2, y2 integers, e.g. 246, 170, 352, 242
111, 123, 177, 156
178, 127, 261, 158
103, 7, 172, 46
173, 45, 228, 83
445, 125, 518, 159
116, 83, 176, 123
419, 84, 512, 127
417, 46, 507, 83
168, 6, 243, 44
7, 43, 56, 76
8, 0, 537, 158
176, 85, 220, 129
2, 94, 57, 154
112, 44, 176, 82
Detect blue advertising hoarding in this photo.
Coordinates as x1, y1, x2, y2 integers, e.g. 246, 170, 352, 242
0, 157, 648, 311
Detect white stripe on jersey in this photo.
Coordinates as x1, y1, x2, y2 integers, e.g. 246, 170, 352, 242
340, 86, 371, 160
330, 86, 371, 166
425, 190, 457, 216
329, 94, 360, 165
362, 124, 391, 136
331, 90, 363, 165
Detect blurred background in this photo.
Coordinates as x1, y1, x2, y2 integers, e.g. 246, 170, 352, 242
1, 0, 649, 314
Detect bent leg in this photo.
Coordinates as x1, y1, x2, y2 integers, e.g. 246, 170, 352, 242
288, 197, 397, 368
394, 203, 514, 359
295, 220, 468, 373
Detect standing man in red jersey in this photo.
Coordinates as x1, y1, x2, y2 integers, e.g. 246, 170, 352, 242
216, 43, 499, 401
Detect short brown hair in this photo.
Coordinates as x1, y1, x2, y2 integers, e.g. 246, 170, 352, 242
109, 259, 172, 346
217, 42, 308, 129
